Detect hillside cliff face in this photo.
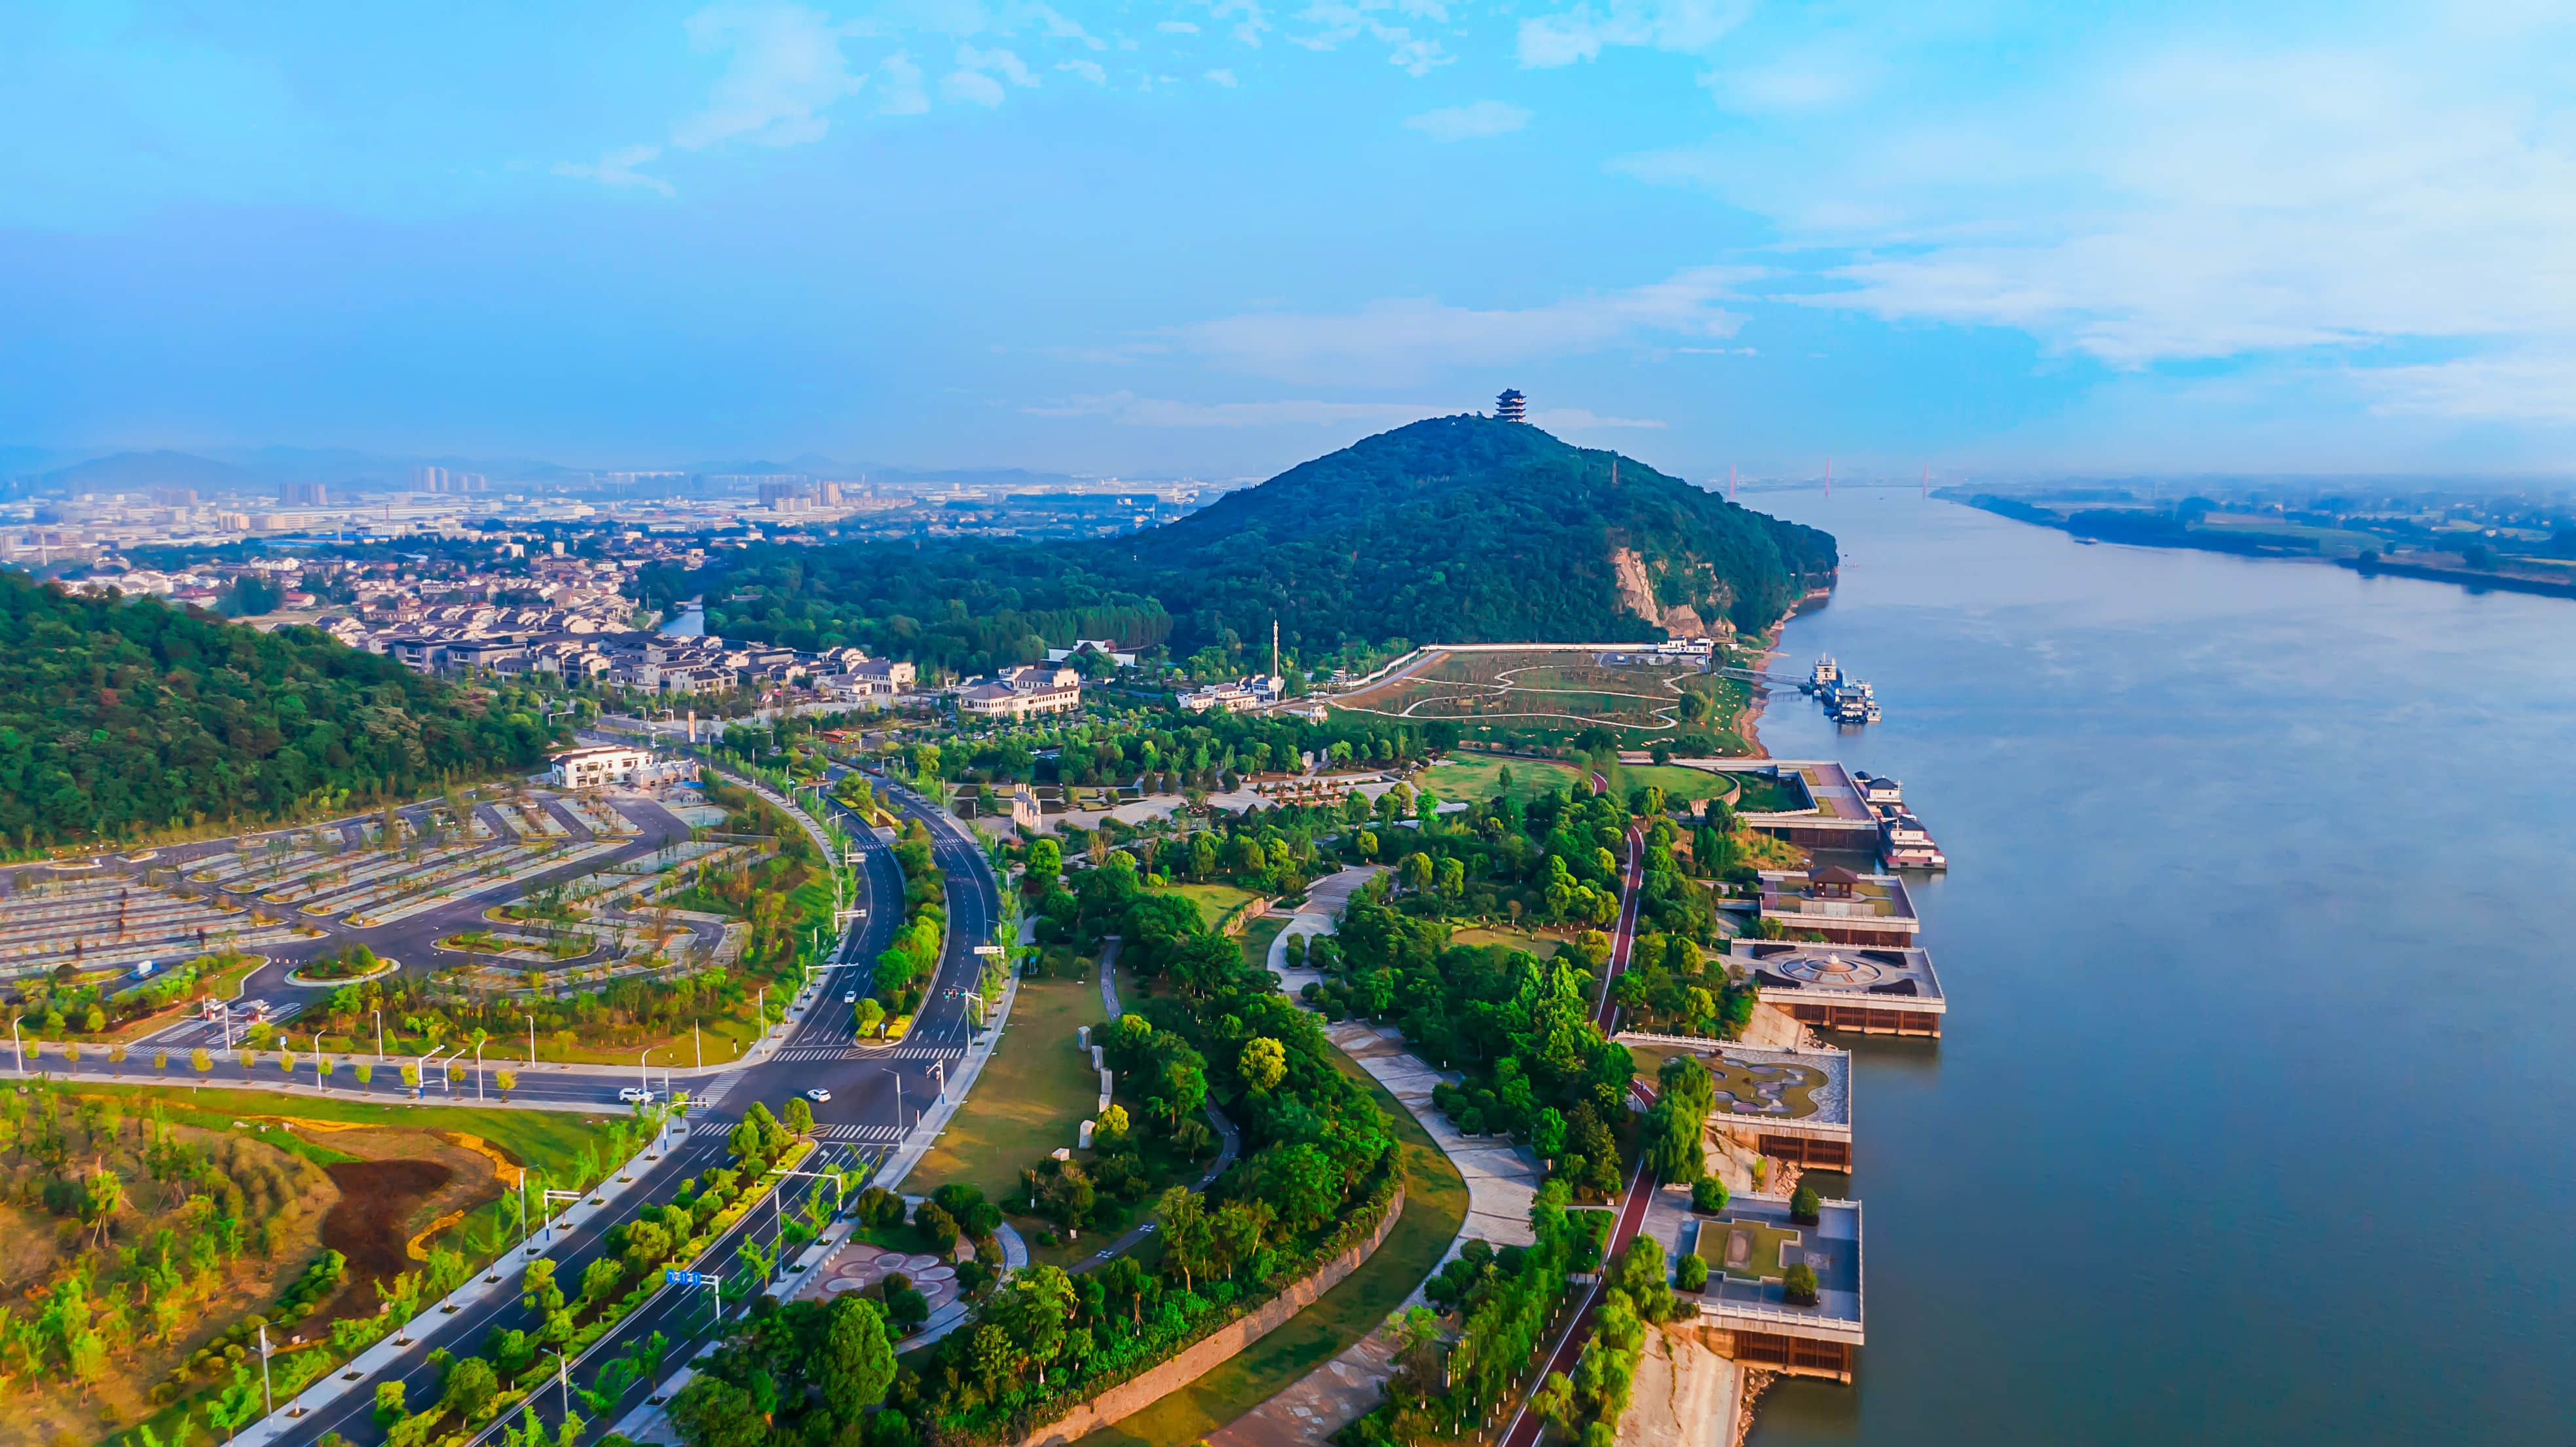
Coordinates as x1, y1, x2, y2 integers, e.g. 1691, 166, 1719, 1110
689, 415, 1837, 671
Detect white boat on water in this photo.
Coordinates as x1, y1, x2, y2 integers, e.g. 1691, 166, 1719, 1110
1835, 679, 1882, 724
1807, 654, 1842, 692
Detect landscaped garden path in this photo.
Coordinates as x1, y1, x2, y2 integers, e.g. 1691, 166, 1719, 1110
1196, 865, 1542, 1447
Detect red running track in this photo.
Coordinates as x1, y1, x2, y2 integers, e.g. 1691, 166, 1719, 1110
1499, 817, 1656, 1447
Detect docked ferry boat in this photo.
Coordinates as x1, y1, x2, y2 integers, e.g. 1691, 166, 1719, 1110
1805, 655, 1842, 693
1833, 679, 1882, 725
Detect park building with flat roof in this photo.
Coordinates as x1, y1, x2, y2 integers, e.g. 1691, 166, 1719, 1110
1621, 1030, 1854, 1170
1687, 1192, 1865, 1382
1730, 939, 1946, 1038
1756, 865, 1920, 946
1673, 759, 1886, 852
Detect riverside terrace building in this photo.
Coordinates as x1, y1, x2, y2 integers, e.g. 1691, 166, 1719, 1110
1703, 761, 1885, 854
1756, 865, 1921, 946
1730, 940, 1947, 1038
1620, 1032, 1854, 1169
1688, 1192, 1865, 1381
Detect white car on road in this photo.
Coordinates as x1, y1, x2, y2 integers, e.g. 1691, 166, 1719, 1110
804, 1087, 832, 1103
618, 1086, 657, 1104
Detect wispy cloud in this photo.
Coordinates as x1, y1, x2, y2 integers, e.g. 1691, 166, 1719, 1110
551, 143, 676, 197
670, 3, 864, 151
1405, 100, 1531, 141
1024, 392, 1438, 427
1291, 1, 1453, 76
1183, 265, 1761, 383
1613, 29, 2576, 423
1518, 0, 1749, 68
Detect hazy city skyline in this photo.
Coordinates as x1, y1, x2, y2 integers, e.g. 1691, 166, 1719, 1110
7, 1, 2573, 480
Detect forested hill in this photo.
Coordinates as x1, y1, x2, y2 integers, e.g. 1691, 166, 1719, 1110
0, 571, 560, 850
675, 415, 1837, 675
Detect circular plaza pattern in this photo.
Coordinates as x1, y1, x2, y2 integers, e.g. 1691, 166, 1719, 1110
1768, 949, 1893, 990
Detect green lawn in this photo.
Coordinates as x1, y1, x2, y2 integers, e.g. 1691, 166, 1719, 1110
1159, 883, 1263, 930
1239, 915, 1288, 973
1080, 1043, 1471, 1447
1620, 764, 1743, 805
1450, 925, 1564, 959
1419, 756, 1584, 804
907, 973, 1104, 1205
1730, 771, 1810, 814
29, 1080, 617, 1174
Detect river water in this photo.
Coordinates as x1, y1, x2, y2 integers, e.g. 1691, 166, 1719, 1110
1738, 491, 2575, 1446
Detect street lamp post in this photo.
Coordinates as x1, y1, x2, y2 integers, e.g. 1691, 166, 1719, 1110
475, 1039, 486, 1100
373, 1008, 384, 1061
527, 1014, 537, 1068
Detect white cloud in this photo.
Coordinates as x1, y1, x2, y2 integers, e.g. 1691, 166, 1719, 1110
1609, 31, 2576, 423
2360, 350, 2576, 423
1405, 100, 1531, 141
957, 44, 1040, 88
670, 3, 863, 151
1291, 1, 1452, 75
1024, 392, 1438, 427
1518, 0, 1749, 68
552, 144, 675, 197
1159, 20, 1202, 33
874, 51, 929, 114
1204, 67, 1240, 86
1057, 58, 1108, 83
1183, 265, 1761, 383
941, 67, 1007, 106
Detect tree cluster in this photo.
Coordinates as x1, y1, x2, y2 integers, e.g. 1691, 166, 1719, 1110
0, 570, 561, 850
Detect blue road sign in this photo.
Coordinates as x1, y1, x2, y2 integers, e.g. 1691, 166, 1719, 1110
665, 1269, 709, 1287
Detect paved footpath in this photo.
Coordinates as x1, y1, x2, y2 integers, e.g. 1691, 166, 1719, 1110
1208, 866, 1538, 1447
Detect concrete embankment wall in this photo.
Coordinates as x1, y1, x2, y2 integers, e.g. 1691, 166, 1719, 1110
1010, 1187, 1408, 1447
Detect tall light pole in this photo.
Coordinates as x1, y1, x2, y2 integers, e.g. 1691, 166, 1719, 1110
638, 1045, 654, 1101
527, 1014, 537, 1068
373, 1008, 384, 1060
475, 1038, 486, 1100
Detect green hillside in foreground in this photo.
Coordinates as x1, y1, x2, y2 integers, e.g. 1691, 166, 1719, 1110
0, 570, 561, 850
675, 415, 1837, 675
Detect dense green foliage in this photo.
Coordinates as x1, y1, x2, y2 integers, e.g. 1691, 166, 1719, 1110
0, 571, 559, 849
663, 417, 1837, 675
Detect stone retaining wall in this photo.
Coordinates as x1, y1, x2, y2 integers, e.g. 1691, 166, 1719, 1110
1010, 1186, 1408, 1447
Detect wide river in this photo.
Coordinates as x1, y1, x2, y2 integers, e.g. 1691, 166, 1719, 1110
1737, 491, 2575, 1446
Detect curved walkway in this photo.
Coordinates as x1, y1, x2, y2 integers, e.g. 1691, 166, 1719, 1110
1210, 867, 1541, 1447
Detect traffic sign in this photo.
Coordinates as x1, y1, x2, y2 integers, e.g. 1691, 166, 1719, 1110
665, 1269, 711, 1287
973, 945, 1005, 956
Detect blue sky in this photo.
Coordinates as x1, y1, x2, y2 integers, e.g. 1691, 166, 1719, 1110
5, 1, 2575, 481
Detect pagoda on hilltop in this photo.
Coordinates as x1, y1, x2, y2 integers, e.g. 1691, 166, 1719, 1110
1495, 388, 1527, 423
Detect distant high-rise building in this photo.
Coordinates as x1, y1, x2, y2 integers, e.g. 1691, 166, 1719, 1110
280, 480, 328, 506
411, 464, 447, 492
1495, 388, 1527, 423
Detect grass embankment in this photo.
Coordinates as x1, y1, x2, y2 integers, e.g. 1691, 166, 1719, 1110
908, 974, 1102, 1206
1160, 884, 1262, 931
8, 1081, 625, 1447
1238, 916, 1287, 974
1619, 763, 1742, 804
1079, 1044, 1470, 1446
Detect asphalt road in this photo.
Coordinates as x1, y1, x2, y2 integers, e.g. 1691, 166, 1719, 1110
245, 761, 1007, 1447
